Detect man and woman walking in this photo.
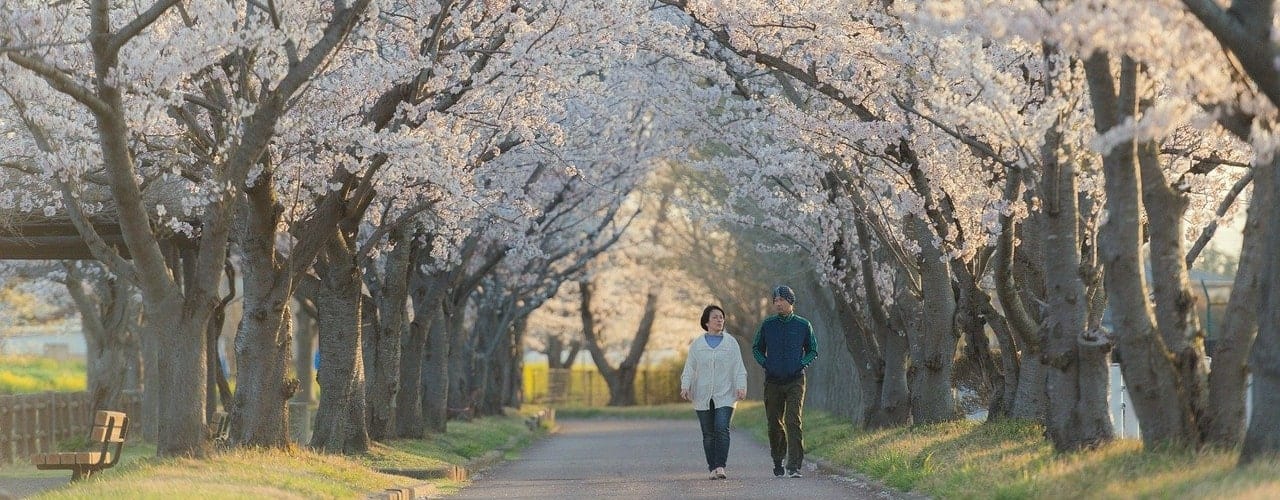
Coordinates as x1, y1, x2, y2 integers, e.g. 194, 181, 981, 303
679, 285, 818, 480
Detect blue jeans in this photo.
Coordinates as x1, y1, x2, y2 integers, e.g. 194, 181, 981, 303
696, 400, 734, 471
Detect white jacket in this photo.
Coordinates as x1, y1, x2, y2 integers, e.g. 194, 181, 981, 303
680, 332, 748, 411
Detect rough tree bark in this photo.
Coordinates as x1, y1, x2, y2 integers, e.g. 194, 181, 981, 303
1087, 54, 1191, 448
309, 236, 370, 454
1203, 164, 1264, 447
231, 171, 295, 448
363, 227, 413, 441
1243, 155, 1280, 463
64, 265, 140, 416
1040, 136, 1114, 451
907, 215, 958, 424
1177, 0, 1280, 462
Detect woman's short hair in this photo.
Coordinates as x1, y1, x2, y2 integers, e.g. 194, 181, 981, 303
700, 304, 725, 331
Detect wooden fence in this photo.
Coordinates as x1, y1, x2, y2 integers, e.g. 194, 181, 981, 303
524, 367, 683, 406
0, 392, 140, 466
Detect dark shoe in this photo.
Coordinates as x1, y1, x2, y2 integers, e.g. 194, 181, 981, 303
787, 469, 803, 478
773, 464, 785, 477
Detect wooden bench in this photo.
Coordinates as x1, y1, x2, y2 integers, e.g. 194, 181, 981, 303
31, 410, 129, 481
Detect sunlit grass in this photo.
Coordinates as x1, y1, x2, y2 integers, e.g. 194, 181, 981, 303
9, 411, 541, 499
730, 404, 1280, 499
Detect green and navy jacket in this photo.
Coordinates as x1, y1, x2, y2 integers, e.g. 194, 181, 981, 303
751, 313, 818, 384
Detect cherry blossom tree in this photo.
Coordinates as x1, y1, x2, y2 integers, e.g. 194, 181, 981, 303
1179, 0, 1280, 463
2, 0, 374, 457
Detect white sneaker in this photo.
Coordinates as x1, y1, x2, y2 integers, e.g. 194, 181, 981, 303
715, 467, 727, 479
709, 470, 719, 480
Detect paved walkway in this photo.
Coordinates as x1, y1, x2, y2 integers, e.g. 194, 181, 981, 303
447, 419, 908, 499
0, 475, 64, 499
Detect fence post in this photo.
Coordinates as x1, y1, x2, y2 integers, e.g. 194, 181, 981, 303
0, 395, 12, 465
643, 371, 649, 405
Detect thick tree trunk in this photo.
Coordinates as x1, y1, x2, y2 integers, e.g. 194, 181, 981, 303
1139, 141, 1210, 446
1010, 355, 1047, 421
231, 296, 293, 448
138, 315, 159, 442
1203, 162, 1265, 447
447, 299, 474, 419
205, 303, 231, 416
398, 248, 444, 437
364, 230, 412, 440
956, 290, 1000, 416
65, 267, 139, 416
1041, 154, 1114, 451
231, 185, 295, 446
230, 172, 298, 447
422, 310, 452, 432
878, 283, 916, 427
1242, 155, 1280, 463
995, 165, 1049, 423
310, 242, 370, 454
481, 334, 510, 414
605, 366, 639, 407
843, 218, 911, 429
1088, 54, 1188, 448
980, 301, 1019, 420
908, 215, 958, 424
395, 311, 426, 438
833, 297, 888, 428
152, 291, 210, 457
87, 307, 132, 414
470, 312, 503, 416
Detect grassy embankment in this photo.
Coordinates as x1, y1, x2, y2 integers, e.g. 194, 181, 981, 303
0, 355, 86, 394
0, 410, 545, 499
564, 402, 1280, 499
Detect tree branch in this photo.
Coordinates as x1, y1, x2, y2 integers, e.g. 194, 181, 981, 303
108, 0, 181, 56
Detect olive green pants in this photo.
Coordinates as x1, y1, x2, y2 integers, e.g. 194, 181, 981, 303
763, 374, 805, 470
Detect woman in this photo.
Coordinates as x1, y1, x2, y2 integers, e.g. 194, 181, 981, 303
680, 305, 748, 480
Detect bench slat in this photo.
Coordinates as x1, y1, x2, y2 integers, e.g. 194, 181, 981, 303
32, 452, 113, 468
73, 452, 111, 464
94, 411, 127, 426
90, 424, 126, 443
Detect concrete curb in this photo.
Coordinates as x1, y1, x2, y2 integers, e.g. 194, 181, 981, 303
808, 456, 932, 500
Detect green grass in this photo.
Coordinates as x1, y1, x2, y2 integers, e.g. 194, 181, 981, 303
727, 404, 1280, 499
0, 355, 86, 394
0, 410, 543, 499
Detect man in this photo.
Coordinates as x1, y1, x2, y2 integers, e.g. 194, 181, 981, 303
752, 285, 817, 478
